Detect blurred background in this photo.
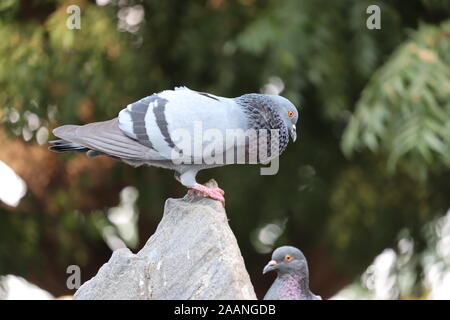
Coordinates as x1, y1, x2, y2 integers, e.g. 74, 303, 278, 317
0, 0, 450, 300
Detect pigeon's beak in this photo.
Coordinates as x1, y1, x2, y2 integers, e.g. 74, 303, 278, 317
290, 125, 297, 142
263, 260, 278, 274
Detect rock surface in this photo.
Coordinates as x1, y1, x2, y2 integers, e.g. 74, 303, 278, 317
74, 180, 256, 300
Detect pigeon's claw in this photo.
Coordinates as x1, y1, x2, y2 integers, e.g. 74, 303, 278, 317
188, 184, 225, 207
212, 187, 225, 195
206, 188, 225, 207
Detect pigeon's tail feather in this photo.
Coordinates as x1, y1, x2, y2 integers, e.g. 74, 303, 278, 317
50, 118, 159, 161
48, 139, 89, 153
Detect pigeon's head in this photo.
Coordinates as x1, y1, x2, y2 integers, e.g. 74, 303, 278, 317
267, 95, 298, 142
238, 93, 299, 142
263, 246, 309, 276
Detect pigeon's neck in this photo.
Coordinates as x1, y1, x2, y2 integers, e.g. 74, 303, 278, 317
234, 95, 289, 158
277, 273, 313, 300
234, 95, 285, 131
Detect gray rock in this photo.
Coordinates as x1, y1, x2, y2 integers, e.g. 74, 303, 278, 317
74, 180, 256, 300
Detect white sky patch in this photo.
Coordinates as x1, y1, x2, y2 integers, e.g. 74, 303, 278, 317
333, 210, 450, 300
24, 111, 40, 131
36, 127, 49, 145
7, 109, 20, 123
0, 275, 53, 300
104, 186, 139, 250
102, 226, 127, 251
259, 223, 284, 246
253, 218, 287, 254
423, 209, 450, 299
117, 5, 145, 33
21, 127, 33, 142
0, 161, 27, 207
261, 76, 285, 95
362, 249, 399, 299
96, 0, 111, 6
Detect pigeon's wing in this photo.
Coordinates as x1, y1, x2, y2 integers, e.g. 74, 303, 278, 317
52, 119, 163, 160
118, 87, 248, 163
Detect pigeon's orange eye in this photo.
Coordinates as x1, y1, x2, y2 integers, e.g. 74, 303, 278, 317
288, 111, 294, 118
285, 255, 293, 262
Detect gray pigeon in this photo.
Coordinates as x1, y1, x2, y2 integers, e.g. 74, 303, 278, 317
263, 246, 321, 300
49, 87, 298, 206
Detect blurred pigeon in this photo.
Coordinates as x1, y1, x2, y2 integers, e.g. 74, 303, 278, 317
263, 246, 321, 300
49, 87, 298, 206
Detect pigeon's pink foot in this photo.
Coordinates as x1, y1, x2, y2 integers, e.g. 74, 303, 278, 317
188, 184, 225, 207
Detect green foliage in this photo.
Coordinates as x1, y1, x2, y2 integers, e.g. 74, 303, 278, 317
0, 2, 138, 138
236, 0, 403, 119
0, 0, 449, 298
342, 20, 450, 180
